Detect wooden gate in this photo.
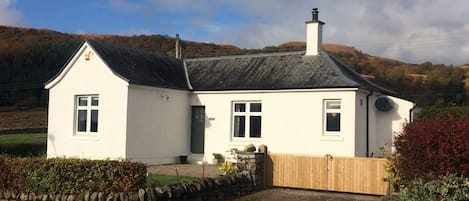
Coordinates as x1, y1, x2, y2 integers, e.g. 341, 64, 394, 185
265, 153, 389, 195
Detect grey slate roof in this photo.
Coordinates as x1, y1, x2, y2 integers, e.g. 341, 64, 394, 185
87, 40, 189, 90
185, 51, 397, 95
51, 40, 396, 96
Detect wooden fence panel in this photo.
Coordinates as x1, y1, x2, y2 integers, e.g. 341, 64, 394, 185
328, 157, 388, 195
266, 153, 388, 195
267, 154, 328, 190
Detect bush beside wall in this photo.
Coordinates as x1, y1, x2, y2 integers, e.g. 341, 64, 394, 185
394, 116, 469, 181
0, 157, 146, 194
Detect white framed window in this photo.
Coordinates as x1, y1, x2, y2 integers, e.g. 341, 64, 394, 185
75, 95, 99, 134
232, 102, 262, 139
323, 99, 341, 135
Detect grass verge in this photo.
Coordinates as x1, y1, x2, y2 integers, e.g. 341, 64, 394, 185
146, 173, 197, 187
0, 133, 47, 157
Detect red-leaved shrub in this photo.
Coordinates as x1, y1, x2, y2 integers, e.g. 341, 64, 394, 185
394, 116, 469, 181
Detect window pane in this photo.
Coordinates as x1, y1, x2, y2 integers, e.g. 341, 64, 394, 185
234, 103, 245, 112
91, 110, 98, 132
234, 116, 245, 137
78, 97, 88, 106
91, 97, 99, 106
250, 116, 261, 138
77, 110, 87, 132
250, 103, 262, 112
326, 113, 341, 131
326, 101, 341, 109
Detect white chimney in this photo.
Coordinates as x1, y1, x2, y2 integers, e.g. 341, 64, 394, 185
306, 8, 325, 56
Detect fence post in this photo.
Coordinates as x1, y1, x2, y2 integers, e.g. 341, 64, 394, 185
258, 144, 268, 189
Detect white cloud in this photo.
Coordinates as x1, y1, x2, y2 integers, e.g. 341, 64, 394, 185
207, 0, 469, 65
103, 0, 469, 65
0, 0, 22, 26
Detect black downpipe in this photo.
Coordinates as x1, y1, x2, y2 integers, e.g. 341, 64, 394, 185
366, 90, 373, 157
409, 104, 417, 122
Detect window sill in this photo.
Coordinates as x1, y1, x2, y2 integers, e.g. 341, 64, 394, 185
320, 135, 344, 141
72, 134, 99, 141
229, 137, 261, 145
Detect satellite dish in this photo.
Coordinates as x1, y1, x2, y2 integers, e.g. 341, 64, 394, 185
375, 96, 394, 112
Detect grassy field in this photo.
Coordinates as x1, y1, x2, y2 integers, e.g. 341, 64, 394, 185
0, 107, 47, 131
146, 173, 197, 187
0, 133, 47, 156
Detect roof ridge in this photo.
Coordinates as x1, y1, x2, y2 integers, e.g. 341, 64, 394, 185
185, 50, 305, 61
321, 52, 359, 87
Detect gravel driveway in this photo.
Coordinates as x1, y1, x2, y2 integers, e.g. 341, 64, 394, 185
235, 188, 385, 201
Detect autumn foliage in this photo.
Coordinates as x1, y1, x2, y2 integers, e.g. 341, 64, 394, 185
394, 116, 469, 181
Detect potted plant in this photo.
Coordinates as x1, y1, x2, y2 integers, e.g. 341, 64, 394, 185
212, 153, 223, 165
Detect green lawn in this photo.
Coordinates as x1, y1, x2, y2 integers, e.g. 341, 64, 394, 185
0, 133, 47, 145
146, 173, 197, 187
0, 133, 47, 156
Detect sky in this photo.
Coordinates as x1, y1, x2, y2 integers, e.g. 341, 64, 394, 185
1, 0, 469, 66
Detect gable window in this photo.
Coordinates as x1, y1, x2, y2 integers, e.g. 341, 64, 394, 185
76, 95, 99, 134
233, 102, 262, 139
324, 100, 341, 134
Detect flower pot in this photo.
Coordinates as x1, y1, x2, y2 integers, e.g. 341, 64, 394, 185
179, 155, 188, 164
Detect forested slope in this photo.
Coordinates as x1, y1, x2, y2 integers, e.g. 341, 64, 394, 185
0, 26, 467, 108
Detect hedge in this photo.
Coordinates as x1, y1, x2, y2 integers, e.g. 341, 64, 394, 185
394, 116, 469, 181
0, 156, 146, 194
393, 174, 469, 201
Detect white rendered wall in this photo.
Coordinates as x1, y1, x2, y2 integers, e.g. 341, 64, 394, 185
47, 44, 129, 160
191, 89, 358, 163
369, 94, 414, 157
126, 85, 190, 165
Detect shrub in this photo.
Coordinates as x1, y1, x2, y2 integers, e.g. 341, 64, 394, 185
212, 153, 223, 160
393, 174, 469, 201
394, 116, 469, 181
219, 162, 239, 176
0, 157, 146, 193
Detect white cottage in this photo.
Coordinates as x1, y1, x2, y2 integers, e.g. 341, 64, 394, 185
45, 9, 415, 164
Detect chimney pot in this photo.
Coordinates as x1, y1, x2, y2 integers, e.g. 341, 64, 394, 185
312, 8, 319, 21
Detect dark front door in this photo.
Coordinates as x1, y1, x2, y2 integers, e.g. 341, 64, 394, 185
191, 106, 205, 154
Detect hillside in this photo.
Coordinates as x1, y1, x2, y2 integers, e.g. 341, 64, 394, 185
0, 26, 467, 108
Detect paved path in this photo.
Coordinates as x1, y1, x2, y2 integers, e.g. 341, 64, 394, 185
235, 188, 383, 201
147, 164, 221, 178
